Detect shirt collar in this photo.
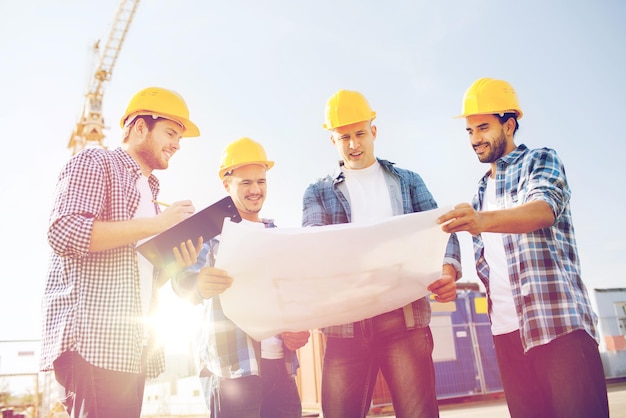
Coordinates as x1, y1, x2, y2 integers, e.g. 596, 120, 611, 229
332, 158, 395, 184
501, 144, 528, 166
114, 147, 160, 191
114, 147, 142, 176
482, 144, 529, 181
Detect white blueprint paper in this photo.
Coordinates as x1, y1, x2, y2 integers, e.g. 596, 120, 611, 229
216, 207, 452, 341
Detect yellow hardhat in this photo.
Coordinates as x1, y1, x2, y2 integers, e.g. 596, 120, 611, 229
119, 87, 200, 137
219, 137, 274, 179
458, 78, 523, 120
323, 89, 376, 130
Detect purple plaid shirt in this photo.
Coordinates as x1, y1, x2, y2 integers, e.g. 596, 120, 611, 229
41, 147, 165, 378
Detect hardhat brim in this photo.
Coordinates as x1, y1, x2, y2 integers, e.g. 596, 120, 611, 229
323, 113, 377, 130
219, 160, 275, 179
121, 111, 200, 137
453, 109, 523, 120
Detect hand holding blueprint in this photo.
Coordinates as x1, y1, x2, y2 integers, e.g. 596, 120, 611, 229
216, 207, 452, 341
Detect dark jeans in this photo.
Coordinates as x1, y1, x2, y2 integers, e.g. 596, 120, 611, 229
260, 358, 303, 418
53, 350, 146, 418
199, 358, 302, 418
494, 329, 609, 418
321, 308, 438, 418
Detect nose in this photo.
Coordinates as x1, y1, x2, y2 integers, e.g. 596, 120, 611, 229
469, 132, 481, 145
172, 137, 181, 151
249, 181, 261, 194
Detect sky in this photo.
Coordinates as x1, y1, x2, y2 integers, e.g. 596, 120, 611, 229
0, 0, 625, 357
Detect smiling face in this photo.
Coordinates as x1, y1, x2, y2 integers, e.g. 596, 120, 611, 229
330, 120, 377, 170
129, 118, 184, 175
465, 114, 516, 166
223, 163, 267, 222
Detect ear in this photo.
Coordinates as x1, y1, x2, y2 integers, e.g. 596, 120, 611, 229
133, 117, 147, 136
222, 179, 230, 193
504, 117, 516, 136
371, 124, 377, 139
329, 134, 336, 146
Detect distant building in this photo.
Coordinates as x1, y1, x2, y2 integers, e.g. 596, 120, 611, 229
593, 288, 626, 378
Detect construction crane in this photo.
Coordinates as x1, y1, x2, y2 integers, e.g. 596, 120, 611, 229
67, 0, 140, 155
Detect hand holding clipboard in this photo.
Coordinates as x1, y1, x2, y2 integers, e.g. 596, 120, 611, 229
137, 196, 241, 273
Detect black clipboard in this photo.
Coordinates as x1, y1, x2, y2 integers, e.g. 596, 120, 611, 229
137, 196, 241, 269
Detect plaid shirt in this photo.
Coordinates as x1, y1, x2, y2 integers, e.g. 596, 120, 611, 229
172, 219, 299, 378
302, 159, 462, 337
472, 144, 598, 352
41, 147, 165, 378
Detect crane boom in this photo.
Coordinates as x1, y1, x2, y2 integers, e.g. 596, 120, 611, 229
68, 0, 140, 155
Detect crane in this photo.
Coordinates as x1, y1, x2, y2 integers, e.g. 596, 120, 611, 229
67, 0, 141, 155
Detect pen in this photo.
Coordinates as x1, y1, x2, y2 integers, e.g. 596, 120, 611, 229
152, 200, 170, 207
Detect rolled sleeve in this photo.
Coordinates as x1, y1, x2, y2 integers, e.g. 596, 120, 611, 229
47, 153, 106, 257
524, 148, 570, 223
48, 215, 95, 257
443, 233, 463, 279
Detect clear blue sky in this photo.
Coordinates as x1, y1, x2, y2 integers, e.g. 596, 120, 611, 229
1, 0, 624, 348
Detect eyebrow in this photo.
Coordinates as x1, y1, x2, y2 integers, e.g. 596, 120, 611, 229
340, 129, 366, 137
240, 177, 266, 182
467, 123, 489, 132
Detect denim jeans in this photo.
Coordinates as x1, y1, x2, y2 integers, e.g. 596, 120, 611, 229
53, 350, 146, 418
259, 358, 302, 418
199, 358, 302, 418
494, 329, 609, 418
321, 308, 438, 418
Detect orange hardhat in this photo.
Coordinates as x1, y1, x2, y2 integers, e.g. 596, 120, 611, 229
120, 87, 200, 137
458, 78, 523, 119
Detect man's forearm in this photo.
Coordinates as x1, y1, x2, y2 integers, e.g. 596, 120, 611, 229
89, 218, 164, 252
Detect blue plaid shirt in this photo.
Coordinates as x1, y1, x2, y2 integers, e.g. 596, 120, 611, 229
472, 144, 598, 352
172, 219, 299, 378
302, 159, 462, 338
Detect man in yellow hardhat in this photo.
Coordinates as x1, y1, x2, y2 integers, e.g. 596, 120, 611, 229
302, 89, 462, 418
40, 87, 201, 417
173, 137, 310, 418
438, 78, 609, 417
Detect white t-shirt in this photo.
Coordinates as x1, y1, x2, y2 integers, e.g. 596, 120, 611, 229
135, 175, 157, 320
261, 335, 284, 360
482, 176, 519, 335
342, 161, 393, 224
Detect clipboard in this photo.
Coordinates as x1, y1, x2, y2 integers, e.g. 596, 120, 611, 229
137, 196, 241, 269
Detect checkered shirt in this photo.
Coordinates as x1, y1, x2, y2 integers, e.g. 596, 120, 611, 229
40, 147, 165, 378
471, 144, 599, 352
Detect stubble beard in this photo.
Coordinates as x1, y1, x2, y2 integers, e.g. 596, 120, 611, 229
478, 130, 507, 164
137, 132, 168, 170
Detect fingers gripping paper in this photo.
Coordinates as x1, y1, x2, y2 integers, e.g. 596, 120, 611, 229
216, 207, 452, 341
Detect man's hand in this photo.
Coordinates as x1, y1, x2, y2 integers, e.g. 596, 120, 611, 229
173, 237, 204, 269
437, 203, 484, 235
438, 201, 555, 235
157, 200, 196, 230
427, 264, 457, 303
280, 331, 311, 351
197, 267, 233, 299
